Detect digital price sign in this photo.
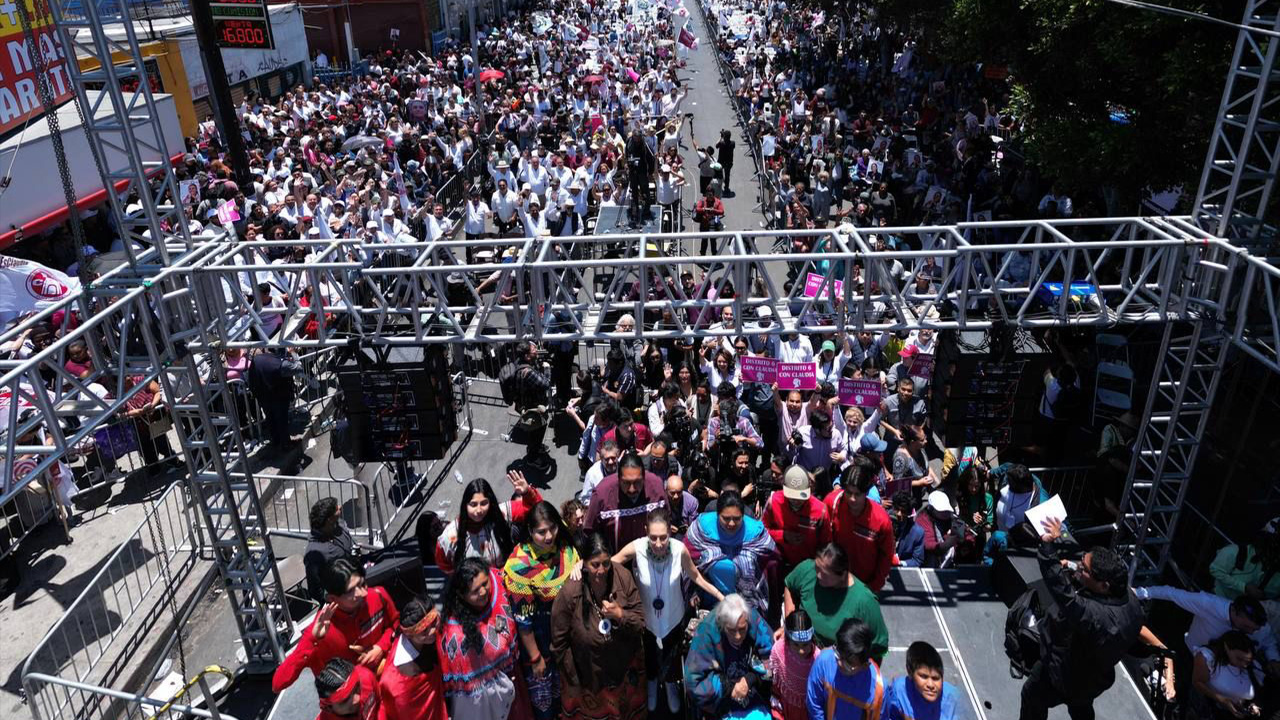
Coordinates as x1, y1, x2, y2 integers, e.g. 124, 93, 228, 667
211, 0, 275, 50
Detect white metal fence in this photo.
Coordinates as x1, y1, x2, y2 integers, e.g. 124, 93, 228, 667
21, 483, 209, 720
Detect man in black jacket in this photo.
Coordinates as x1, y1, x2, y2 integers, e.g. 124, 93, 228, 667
304, 497, 358, 602
1019, 518, 1144, 720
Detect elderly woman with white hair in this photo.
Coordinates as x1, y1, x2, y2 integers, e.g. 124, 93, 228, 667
685, 593, 774, 720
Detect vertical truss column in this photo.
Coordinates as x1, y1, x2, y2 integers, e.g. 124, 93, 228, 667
148, 270, 293, 666
1193, 0, 1280, 254
48, 0, 290, 666
1114, 246, 1239, 581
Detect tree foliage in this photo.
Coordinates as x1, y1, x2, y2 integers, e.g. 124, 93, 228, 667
873, 0, 1236, 213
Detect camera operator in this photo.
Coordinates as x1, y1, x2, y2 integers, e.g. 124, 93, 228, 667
785, 408, 848, 498
1020, 518, 1144, 720
665, 473, 699, 536
703, 388, 762, 456
648, 383, 686, 436
645, 435, 682, 480
510, 340, 553, 458
601, 347, 637, 407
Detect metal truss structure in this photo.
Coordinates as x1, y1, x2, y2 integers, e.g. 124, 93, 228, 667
9, 0, 1280, 713
1193, 0, 1280, 254
190, 220, 1215, 346
9, 5, 291, 714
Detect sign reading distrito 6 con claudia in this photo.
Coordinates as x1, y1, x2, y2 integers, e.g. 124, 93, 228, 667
211, 0, 275, 50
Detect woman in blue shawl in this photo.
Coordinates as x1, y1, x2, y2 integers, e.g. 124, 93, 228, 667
685, 491, 778, 614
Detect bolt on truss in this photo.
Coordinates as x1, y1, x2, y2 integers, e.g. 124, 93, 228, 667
1193, 0, 1280, 255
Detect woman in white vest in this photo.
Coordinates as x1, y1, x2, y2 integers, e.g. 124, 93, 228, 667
611, 507, 725, 714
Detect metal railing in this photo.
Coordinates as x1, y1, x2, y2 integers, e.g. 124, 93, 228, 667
251, 473, 382, 547
23, 672, 239, 720
1028, 465, 1094, 517
22, 482, 207, 720
312, 60, 370, 87
693, 0, 774, 228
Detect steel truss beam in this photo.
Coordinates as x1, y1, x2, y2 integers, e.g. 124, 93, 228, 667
185, 218, 1203, 348
1194, 0, 1280, 254
28, 0, 292, 671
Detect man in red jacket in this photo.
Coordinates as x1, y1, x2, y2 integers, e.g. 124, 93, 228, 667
825, 456, 896, 593
273, 558, 400, 692
763, 465, 831, 571
378, 597, 447, 720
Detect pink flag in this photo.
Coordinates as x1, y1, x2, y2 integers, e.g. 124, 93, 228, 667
625, 67, 640, 82
678, 27, 698, 49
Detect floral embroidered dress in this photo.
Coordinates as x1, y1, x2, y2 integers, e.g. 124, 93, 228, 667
437, 568, 532, 720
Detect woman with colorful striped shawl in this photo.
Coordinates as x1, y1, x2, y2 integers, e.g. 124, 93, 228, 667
437, 558, 531, 720
685, 491, 779, 614
503, 502, 580, 720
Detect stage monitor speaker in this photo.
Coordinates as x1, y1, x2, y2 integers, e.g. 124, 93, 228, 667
337, 347, 458, 462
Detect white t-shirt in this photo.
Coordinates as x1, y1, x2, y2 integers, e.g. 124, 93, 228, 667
1195, 647, 1255, 702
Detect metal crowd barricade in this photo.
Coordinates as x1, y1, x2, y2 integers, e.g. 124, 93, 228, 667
1, 418, 178, 562
250, 473, 382, 547
21, 673, 238, 720
22, 483, 209, 720
694, 0, 775, 229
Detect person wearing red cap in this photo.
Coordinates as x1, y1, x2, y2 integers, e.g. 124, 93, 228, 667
886, 344, 931, 400
273, 559, 400, 692
315, 658, 381, 720
763, 465, 831, 572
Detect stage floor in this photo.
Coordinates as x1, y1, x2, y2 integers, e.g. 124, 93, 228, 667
882, 567, 1155, 720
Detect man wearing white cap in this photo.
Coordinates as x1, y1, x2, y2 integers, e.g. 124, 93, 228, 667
491, 178, 520, 236
915, 491, 964, 568
763, 465, 832, 572
488, 156, 517, 189
378, 206, 408, 238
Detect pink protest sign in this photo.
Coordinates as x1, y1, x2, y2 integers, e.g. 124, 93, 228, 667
839, 378, 883, 407
216, 201, 241, 225
777, 362, 817, 391
911, 353, 935, 377
802, 272, 843, 299
740, 356, 778, 383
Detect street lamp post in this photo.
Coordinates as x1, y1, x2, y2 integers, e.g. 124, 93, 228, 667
468, 1, 486, 131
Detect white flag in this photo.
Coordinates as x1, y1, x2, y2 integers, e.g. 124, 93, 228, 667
0, 257, 81, 317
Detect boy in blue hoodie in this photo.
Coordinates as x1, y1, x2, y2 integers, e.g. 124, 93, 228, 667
882, 641, 966, 720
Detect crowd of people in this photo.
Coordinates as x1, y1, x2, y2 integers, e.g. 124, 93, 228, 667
2, 0, 1275, 718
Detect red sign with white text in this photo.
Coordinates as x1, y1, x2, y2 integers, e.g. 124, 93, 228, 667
0, 0, 74, 136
